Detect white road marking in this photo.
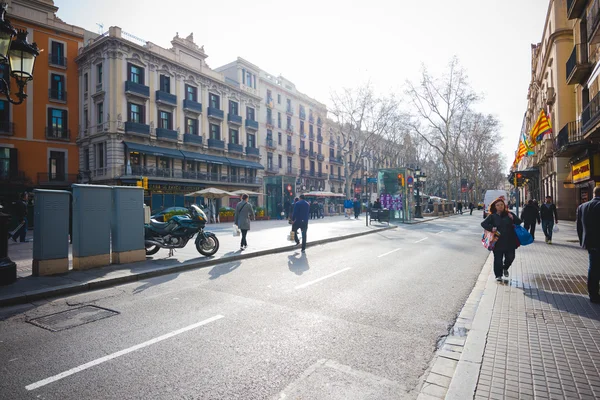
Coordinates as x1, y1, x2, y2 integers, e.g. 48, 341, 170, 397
25, 315, 224, 391
377, 248, 402, 258
9, 358, 18, 362
415, 237, 428, 243
436, 231, 444, 235
295, 268, 352, 290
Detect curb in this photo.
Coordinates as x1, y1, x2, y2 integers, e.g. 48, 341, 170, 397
417, 252, 495, 400
0, 225, 397, 307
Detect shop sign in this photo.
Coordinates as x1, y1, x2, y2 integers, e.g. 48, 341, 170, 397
572, 159, 591, 183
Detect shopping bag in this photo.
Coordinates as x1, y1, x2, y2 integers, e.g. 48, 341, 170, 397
288, 231, 296, 242
233, 224, 240, 237
482, 230, 498, 251
553, 224, 559, 233
514, 225, 533, 246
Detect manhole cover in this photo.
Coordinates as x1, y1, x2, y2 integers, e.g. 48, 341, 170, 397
28, 305, 119, 332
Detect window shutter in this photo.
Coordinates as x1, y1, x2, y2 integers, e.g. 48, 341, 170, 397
141, 104, 146, 124
9, 148, 17, 178
47, 108, 53, 129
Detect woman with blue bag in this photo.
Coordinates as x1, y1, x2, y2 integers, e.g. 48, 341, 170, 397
481, 198, 523, 281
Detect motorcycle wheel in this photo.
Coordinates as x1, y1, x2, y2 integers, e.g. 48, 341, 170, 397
197, 234, 219, 256
145, 244, 160, 256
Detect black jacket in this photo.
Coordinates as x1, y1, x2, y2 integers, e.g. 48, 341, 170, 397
540, 203, 558, 221
577, 197, 600, 250
14, 200, 27, 220
481, 212, 522, 251
521, 204, 540, 224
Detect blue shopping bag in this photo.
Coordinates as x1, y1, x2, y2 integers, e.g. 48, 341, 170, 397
514, 225, 533, 246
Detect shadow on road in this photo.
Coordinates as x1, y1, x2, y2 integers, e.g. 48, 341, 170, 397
133, 273, 180, 294
288, 252, 309, 275
208, 260, 242, 280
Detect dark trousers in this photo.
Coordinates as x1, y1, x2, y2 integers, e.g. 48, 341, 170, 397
12, 217, 27, 242
354, 209, 360, 218
240, 229, 248, 247
470, 208, 473, 215
589, 250, 600, 300
523, 221, 537, 240
493, 249, 515, 278
293, 221, 307, 250
542, 219, 554, 240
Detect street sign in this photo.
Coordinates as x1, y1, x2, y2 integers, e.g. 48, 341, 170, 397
367, 178, 377, 184
407, 176, 414, 186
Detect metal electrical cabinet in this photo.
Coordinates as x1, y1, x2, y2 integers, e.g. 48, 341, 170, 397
112, 186, 145, 264
32, 189, 70, 276
72, 184, 112, 270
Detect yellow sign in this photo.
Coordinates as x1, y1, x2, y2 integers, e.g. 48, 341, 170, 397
572, 159, 591, 183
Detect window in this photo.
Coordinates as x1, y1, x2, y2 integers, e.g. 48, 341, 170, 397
84, 148, 90, 171
267, 89, 272, 100
47, 108, 68, 137
338, 166, 341, 176
0, 147, 11, 179
330, 148, 334, 157
229, 100, 238, 115
247, 133, 255, 148
287, 116, 291, 128
97, 63, 103, 84
83, 109, 88, 130
266, 108, 272, 123
301, 159, 305, 172
49, 151, 66, 180
185, 85, 197, 101
97, 102, 103, 125
96, 143, 105, 169
318, 127, 321, 136
84, 73, 88, 92
278, 154, 282, 168
278, 112, 281, 128
300, 140, 305, 150
159, 110, 172, 129
267, 153, 273, 168
127, 102, 144, 123
278, 132, 282, 145
230, 129, 239, 144
300, 121, 305, 134
159, 75, 170, 93
287, 136, 291, 147
158, 157, 170, 170
309, 124, 314, 135
286, 99, 291, 107
318, 144, 322, 154
50, 74, 65, 101
246, 107, 255, 121
209, 123, 220, 140
127, 63, 144, 84
267, 129, 273, 140
277, 94, 281, 104
287, 157, 292, 171
318, 163, 322, 174
185, 117, 198, 135
209, 93, 220, 109
50, 41, 65, 66
309, 142, 314, 152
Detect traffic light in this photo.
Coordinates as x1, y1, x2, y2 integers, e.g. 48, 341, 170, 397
517, 173, 523, 179
397, 173, 405, 187
136, 180, 143, 188
143, 177, 148, 190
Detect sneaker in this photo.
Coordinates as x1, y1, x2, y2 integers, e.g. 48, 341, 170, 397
545, 238, 549, 243
548, 240, 552, 245
301, 249, 305, 253
240, 247, 245, 251
295, 241, 300, 246
503, 269, 509, 278
495, 276, 502, 282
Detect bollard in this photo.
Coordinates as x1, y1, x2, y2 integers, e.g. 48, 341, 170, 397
0, 212, 16, 284
32, 189, 70, 276
112, 186, 145, 264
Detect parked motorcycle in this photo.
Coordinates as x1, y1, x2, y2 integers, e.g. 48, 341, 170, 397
144, 204, 219, 257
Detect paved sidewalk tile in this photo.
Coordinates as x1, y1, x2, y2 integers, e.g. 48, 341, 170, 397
474, 222, 600, 400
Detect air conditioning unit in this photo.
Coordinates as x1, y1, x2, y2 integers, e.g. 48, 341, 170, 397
546, 87, 555, 105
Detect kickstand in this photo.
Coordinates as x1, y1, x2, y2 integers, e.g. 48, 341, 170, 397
168, 248, 174, 257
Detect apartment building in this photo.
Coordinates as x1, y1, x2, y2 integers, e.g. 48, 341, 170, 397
76, 29, 264, 212
0, 0, 84, 201
217, 59, 329, 217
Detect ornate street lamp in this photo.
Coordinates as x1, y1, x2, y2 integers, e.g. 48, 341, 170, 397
0, 2, 40, 105
414, 167, 427, 219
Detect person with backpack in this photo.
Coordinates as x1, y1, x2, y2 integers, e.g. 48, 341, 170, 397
234, 193, 255, 251
481, 197, 522, 281
521, 199, 541, 240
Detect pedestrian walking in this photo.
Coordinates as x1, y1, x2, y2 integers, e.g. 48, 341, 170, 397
11, 192, 28, 243
458, 202, 463, 215
292, 194, 310, 252
284, 199, 291, 219
521, 200, 541, 240
540, 195, 558, 244
233, 193, 255, 251
344, 198, 353, 218
276, 202, 283, 220
353, 198, 361, 219
576, 186, 600, 304
469, 202, 475, 215
481, 197, 522, 281
318, 202, 324, 219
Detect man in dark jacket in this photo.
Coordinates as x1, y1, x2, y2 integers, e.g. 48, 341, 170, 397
577, 186, 600, 303
540, 195, 558, 244
292, 195, 310, 252
521, 200, 541, 240
11, 192, 28, 243
353, 198, 361, 219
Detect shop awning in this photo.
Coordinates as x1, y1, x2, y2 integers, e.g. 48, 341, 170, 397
124, 142, 184, 159
180, 151, 230, 165
226, 157, 265, 170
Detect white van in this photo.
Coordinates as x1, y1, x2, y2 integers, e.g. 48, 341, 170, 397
482, 190, 509, 218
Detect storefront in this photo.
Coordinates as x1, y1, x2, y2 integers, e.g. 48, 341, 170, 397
264, 175, 297, 218
571, 155, 599, 206
377, 168, 415, 223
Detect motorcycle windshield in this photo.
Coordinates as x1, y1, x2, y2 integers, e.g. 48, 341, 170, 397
191, 204, 208, 221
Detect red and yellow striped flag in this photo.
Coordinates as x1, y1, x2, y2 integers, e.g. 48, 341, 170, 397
529, 109, 552, 146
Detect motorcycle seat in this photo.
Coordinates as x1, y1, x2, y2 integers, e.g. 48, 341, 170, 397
150, 219, 169, 232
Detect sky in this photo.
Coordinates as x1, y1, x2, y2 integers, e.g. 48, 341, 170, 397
54, 0, 550, 171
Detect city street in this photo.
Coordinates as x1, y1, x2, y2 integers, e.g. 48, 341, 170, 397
0, 215, 487, 399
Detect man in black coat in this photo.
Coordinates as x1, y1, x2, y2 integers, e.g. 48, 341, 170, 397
577, 186, 600, 303
11, 192, 28, 243
540, 195, 558, 244
521, 200, 541, 240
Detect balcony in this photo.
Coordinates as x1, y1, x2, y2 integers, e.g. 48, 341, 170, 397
300, 148, 309, 157
125, 121, 150, 135
582, 91, 600, 138
228, 114, 242, 125
286, 125, 294, 134
207, 138, 225, 150
183, 99, 202, 113
284, 167, 298, 176
329, 174, 345, 181
286, 106, 293, 116
317, 154, 325, 162
45, 126, 70, 141
299, 110, 306, 120
309, 133, 315, 141
246, 146, 260, 157
317, 135, 323, 143
228, 143, 243, 153
183, 133, 203, 146
156, 128, 178, 141
330, 156, 343, 164
316, 172, 326, 179
245, 119, 259, 130
125, 166, 262, 186
125, 81, 150, 98
37, 172, 78, 186
207, 107, 224, 120
567, 0, 587, 20
286, 144, 296, 154
0, 121, 15, 135
566, 44, 593, 85
156, 90, 177, 106
49, 89, 67, 102
309, 150, 317, 159
265, 165, 280, 174
555, 121, 588, 157
266, 138, 277, 150
588, 0, 600, 45
49, 53, 67, 67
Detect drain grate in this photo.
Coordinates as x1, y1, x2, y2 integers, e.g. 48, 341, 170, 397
28, 305, 119, 332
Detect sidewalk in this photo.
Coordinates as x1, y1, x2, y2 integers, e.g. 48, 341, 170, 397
0, 216, 395, 307
419, 221, 600, 400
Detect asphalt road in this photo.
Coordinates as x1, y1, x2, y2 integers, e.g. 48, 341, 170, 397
0, 214, 489, 400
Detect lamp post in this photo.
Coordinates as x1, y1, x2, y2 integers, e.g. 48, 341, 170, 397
414, 167, 427, 219
0, 2, 39, 285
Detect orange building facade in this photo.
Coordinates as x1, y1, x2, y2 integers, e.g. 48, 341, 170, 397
0, 0, 84, 202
